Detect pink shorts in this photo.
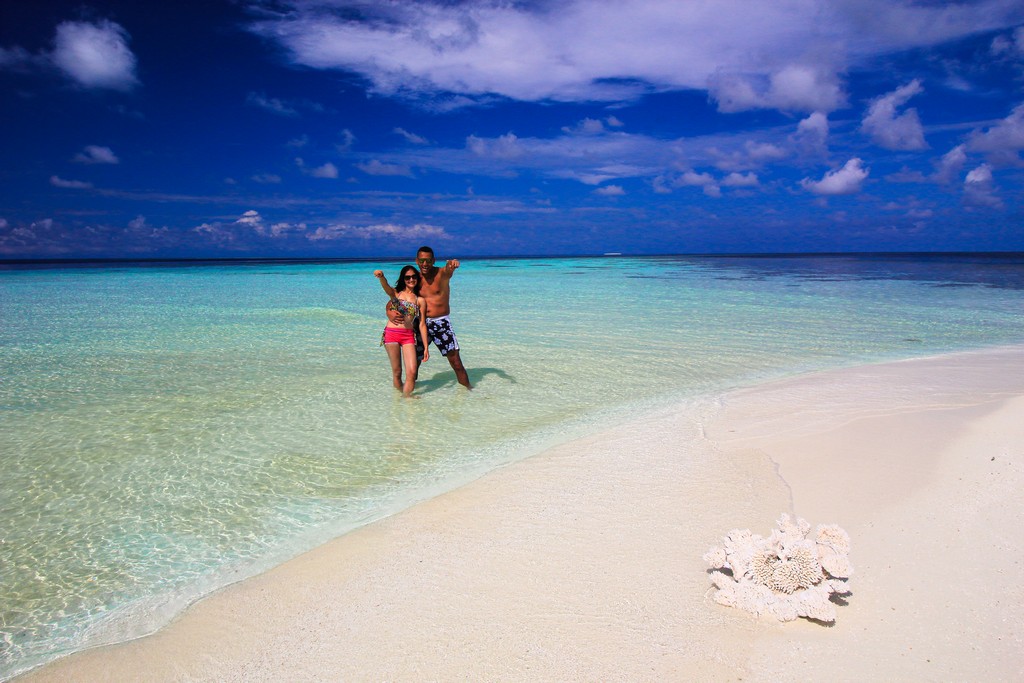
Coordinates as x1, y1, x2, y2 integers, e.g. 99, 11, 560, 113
382, 327, 416, 346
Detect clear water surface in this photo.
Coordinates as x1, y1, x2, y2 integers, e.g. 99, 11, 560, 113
2, 253, 1024, 677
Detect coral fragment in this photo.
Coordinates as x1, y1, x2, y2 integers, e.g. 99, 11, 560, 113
704, 514, 852, 623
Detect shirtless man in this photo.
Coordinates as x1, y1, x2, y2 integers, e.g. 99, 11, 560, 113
389, 246, 472, 389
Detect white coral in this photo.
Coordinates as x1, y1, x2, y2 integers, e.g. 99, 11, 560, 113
704, 514, 852, 623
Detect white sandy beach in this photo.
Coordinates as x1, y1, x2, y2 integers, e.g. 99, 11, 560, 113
20, 346, 1024, 681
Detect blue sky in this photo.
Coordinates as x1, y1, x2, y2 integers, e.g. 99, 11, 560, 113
2, 0, 1023, 258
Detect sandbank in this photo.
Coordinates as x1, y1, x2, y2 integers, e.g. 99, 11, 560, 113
20, 346, 1024, 681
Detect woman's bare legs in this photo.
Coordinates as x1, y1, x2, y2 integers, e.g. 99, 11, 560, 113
401, 344, 419, 397
384, 343, 403, 391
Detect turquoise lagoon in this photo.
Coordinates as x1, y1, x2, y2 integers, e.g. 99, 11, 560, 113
3, 253, 1024, 677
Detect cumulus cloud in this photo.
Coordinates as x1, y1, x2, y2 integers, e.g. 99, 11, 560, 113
562, 118, 614, 135
963, 163, 1002, 208
51, 20, 138, 90
800, 158, 868, 195
792, 111, 829, 157
73, 145, 119, 164
50, 175, 93, 189
356, 160, 415, 177
296, 158, 340, 178
252, 173, 282, 184
710, 66, 845, 113
594, 184, 625, 196
192, 211, 449, 244
467, 133, 525, 159
967, 102, 1024, 165
247, 0, 1021, 111
721, 171, 759, 187
310, 162, 339, 178
861, 80, 927, 151
710, 140, 787, 172
990, 26, 1024, 57
199, 210, 309, 240
656, 170, 722, 197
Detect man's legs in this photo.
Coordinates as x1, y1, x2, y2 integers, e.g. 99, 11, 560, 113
445, 349, 472, 389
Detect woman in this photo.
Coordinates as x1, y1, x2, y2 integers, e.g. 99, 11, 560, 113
374, 265, 429, 397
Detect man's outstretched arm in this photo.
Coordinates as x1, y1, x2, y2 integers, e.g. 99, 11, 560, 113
442, 259, 460, 278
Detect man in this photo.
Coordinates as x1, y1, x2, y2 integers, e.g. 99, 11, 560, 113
389, 246, 472, 389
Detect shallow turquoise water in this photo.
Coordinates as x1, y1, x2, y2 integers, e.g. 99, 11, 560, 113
2, 254, 1024, 677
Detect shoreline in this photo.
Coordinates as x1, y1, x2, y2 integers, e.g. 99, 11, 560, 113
18, 345, 1024, 681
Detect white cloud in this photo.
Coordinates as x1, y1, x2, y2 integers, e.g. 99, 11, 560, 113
800, 158, 869, 195
356, 160, 414, 177
594, 184, 625, 196
252, 173, 282, 184
963, 163, 1002, 208
73, 145, 119, 164
307, 222, 448, 241
394, 127, 429, 144
932, 144, 967, 184
310, 162, 340, 178
991, 26, 1024, 57
268, 221, 308, 237
662, 170, 722, 197
248, 0, 1021, 111
710, 140, 787, 172
965, 164, 993, 184
50, 175, 92, 189
193, 212, 450, 243
710, 65, 845, 113
861, 80, 927, 151
721, 171, 759, 187
467, 132, 525, 159
51, 20, 138, 90
967, 103, 1024, 165
678, 170, 716, 187
376, 125, 794, 188
236, 210, 263, 228
199, 211, 308, 240
792, 111, 829, 157
562, 118, 608, 135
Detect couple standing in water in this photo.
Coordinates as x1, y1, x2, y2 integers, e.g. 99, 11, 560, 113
374, 245, 472, 397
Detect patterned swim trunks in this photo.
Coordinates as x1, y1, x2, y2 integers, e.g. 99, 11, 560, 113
426, 315, 460, 356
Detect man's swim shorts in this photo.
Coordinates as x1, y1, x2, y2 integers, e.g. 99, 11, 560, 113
426, 315, 460, 356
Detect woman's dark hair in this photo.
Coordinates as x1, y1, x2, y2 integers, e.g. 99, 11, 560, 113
395, 265, 421, 294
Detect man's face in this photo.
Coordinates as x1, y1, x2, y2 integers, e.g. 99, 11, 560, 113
416, 252, 434, 274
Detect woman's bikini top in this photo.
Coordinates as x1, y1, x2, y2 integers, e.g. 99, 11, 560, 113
387, 297, 420, 319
